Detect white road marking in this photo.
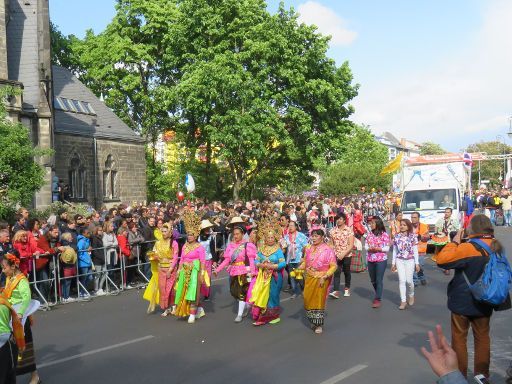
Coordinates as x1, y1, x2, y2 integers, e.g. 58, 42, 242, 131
318, 364, 368, 384
38, 335, 155, 369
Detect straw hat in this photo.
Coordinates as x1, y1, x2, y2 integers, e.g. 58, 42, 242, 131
60, 247, 77, 264
200, 219, 214, 230
227, 216, 244, 227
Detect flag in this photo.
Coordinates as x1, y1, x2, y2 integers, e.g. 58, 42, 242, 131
380, 153, 403, 176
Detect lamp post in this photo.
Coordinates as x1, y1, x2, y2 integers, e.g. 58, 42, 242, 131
508, 116, 512, 139
496, 135, 505, 184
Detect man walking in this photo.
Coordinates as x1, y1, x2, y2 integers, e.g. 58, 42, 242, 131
411, 212, 430, 286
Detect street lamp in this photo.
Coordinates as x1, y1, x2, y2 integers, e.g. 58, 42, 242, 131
508, 116, 512, 139
496, 135, 505, 182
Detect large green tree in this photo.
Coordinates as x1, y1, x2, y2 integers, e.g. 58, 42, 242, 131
0, 88, 45, 219
52, 0, 358, 200
319, 125, 391, 195
467, 141, 512, 187
420, 141, 447, 155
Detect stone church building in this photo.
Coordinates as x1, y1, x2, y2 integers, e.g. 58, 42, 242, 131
2, 0, 146, 209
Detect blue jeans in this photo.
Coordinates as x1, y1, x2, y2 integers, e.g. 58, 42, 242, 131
504, 210, 512, 226
78, 267, 92, 293
367, 260, 387, 301
61, 276, 72, 299
489, 209, 496, 225
288, 262, 303, 295
413, 255, 427, 284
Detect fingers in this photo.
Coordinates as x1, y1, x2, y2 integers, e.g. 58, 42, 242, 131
420, 346, 432, 360
427, 330, 439, 353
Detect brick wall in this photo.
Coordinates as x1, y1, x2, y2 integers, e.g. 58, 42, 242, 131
54, 133, 147, 208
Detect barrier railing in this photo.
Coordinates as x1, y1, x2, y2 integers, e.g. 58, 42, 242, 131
22, 232, 227, 310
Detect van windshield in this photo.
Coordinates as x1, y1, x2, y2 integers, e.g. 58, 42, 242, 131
401, 189, 457, 211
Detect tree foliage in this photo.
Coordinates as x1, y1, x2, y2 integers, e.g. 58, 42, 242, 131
420, 141, 447, 155
319, 125, 391, 195
51, 0, 358, 200
467, 140, 512, 187
0, 88, 45, 219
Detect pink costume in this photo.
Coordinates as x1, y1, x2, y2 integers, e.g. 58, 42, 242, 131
172, 245, 206, 317
215, 240, 257, 302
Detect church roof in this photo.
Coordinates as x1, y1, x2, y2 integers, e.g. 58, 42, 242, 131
6, 0, 40, 110
52, 65, 144, 142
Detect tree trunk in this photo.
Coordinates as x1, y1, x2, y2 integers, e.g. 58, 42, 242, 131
233, 177, 241, 201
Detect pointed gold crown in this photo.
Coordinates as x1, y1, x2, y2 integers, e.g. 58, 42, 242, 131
183, 210, 202, 238
256, 215, 281, 241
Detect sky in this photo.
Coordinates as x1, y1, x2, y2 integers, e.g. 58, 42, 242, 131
49, 0, 512, 152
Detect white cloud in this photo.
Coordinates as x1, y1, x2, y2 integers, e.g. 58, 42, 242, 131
352, 0, 512, 151
297, 1, 357, 46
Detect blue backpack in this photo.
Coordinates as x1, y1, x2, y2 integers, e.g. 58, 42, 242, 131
462, 239, 512, 306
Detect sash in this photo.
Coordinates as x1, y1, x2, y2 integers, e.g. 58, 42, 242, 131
230, 243, 246, 264
4, 274, 26, 299
0, 295, 25, 351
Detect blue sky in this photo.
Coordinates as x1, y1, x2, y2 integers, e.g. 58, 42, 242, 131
50, 0, 512, 152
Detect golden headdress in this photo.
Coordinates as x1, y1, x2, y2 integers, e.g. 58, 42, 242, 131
256, 215, 281, 241
182, 210, 202, 238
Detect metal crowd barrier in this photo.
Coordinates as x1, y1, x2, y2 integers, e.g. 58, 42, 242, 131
26, 239, 161, 309
25, 231, 233, 310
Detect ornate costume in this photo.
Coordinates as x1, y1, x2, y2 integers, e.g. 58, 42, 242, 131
143, 235, 179, 313
300, 243, 337, 329
172, 211, 206, 322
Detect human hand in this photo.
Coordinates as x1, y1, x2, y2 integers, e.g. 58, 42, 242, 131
415, 264, 421, 273
421, 325, 459, 378
452, 229, 464, 244
391, 264, 397, 273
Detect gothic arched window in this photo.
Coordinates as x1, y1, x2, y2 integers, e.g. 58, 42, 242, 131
69, 153, 86, 199
103, 154, 118, 199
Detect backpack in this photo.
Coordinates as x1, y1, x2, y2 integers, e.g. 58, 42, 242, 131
463, 239, 512, 306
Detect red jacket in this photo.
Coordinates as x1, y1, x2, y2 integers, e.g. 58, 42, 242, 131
117, 235, 131, 258
13, 240, 44, 275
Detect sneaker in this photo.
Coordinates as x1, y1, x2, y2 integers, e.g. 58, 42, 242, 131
96, 289, 106, 296
372, 299, 381, 308
234, 316, 243, 323
242, 305, 250, 318
203, 296, 210, 302
399, 302, 407, 310
344, 289, 351, 297
187, 315, 196, 324
329, 291, 340, 299
197, 307, 206, 319
408, 296, 415, 306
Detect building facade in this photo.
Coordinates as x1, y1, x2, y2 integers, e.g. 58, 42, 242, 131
375, 131, 422, 161
3, 0, 146, 209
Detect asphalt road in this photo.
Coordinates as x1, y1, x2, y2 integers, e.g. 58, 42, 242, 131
22, 228, 512, 384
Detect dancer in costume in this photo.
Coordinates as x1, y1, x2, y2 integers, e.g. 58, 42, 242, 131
249, 217, 286, 326
173, 211, 206, 324
143, 223, 179, 315
1, 254, 41, 384
214, 217, 257, 323
198, 220, 215, 301
282, 220, 308, 299
298, 229, 337, 334
0, 287, 25, 384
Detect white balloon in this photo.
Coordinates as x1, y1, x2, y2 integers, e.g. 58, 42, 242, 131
185, 173, 196, 193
